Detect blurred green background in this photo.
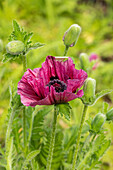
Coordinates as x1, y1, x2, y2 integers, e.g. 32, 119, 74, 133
0, 0, 113, 169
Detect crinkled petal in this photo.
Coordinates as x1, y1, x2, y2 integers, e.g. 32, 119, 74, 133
38, 56, 67, 85
43, 86, 84, 105
63, 57, 88, 80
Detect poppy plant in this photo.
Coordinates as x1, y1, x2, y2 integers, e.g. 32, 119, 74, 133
17, 56, 87, 106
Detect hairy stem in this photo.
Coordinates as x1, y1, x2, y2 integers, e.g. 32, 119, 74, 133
72, 105, 88, 170
23, 54, 27, 72
46, 105, 57, 170
23, 107, 26, 149
64, 45, 69, 56
22, 54, 27, 152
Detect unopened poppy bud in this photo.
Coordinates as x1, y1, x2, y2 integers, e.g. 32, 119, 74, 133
106, 108, 113, 121
79, 53, 90, 72
6, 40, 25, 55
63, 24, 81, 47
0, 39, 3, 52
83, 78, 96, 103
91, 113, 106, 132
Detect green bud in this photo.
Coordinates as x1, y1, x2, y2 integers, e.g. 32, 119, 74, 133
83, 78, 96, 104
0, 39, 3, 52
63, 24, 81, 47
91, 113, 106, 132
79, 53, 90, 72
6, 40, 25, 55
106, 108, 113, 121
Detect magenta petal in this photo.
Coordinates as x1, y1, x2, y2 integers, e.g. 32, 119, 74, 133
67, 79, 83, 92
63, 90, 84, 102
39, 56, 67, 85
46, 86, 84, 104
17, 56, 87, 106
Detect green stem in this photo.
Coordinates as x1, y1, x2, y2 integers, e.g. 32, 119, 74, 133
46, 105, 57, 170
91, 134, 96, 142
64, 46, 69, 56
72, 105, 88, 170
23, 107, 26, 149
22, 54, 27, 152
23, 54, 27, 72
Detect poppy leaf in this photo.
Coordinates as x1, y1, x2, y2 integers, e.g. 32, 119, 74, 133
56, 103, 72, 121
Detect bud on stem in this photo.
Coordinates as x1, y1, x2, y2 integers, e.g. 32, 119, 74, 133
83, 78, 96, 104
63, 24, 81, 47
91, 113, 106, 132
6, 40, 25, 55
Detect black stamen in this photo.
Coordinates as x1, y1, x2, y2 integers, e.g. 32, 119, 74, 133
47, 79, 67, 93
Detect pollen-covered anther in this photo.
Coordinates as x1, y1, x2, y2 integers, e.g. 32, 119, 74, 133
47, 79, 67, 93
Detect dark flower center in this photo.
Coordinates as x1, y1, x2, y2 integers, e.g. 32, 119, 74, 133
47, 79, 67, 93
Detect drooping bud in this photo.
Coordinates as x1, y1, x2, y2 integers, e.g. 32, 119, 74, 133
83, 78, 96, 104
0, 39, 3, 52
6, 40, 25, 55
79, 53, 90, 72
106, 108, 113, 121
91, 113, 106, 132
63, 24, 81, 47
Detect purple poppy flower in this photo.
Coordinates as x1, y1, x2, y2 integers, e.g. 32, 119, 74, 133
17, 56, 87, 107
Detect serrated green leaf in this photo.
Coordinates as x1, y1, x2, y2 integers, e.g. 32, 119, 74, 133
24, 32, 33, 45
2, 53, 19, 63
56, 103, 71, 120
13, 20, 21, 33
22, 150, 40, 169
26, 42, 45, 53
31, 106, 53, 141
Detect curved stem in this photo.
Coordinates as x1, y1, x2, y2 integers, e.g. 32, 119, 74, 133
64, 46, 69, 56
46, 105, 57, 170
72, 105, 88, 170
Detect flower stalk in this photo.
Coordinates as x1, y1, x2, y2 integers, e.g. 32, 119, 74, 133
72, 104, 88, 170
23, 54, 27, 72
64, 46, 69, 56
22, 54, 27, 152
46, 105, 57, 170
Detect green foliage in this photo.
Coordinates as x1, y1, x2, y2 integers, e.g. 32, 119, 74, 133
22, 150, 40, 169
2, 20, 44, 63
81, 89, 112, 106
76, 133, 111, 170
56, 103, 72, 120
39, 131, 64, 169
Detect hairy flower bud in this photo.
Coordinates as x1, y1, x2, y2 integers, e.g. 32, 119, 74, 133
91, 113, 106, 132
83, 78, 96, 104
79, 53, 90, 72
106, 108, 113, 121
6, 40, 25, 55
63, 24, 81, 47
0, 39, 3, 52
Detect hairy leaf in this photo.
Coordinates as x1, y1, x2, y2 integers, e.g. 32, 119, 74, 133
56, 103, 72, 120
2, 53, 19, 63
22, 150, 40, 169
